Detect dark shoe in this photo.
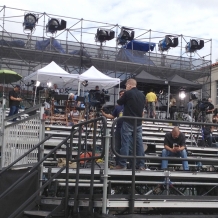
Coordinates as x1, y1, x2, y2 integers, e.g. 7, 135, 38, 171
138, 167, 146, 171
113, 165, 127, 170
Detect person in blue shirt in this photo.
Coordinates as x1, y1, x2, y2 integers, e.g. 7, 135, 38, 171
101, 90, 125, 166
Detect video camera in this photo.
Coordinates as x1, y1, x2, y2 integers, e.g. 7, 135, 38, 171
89, 89, 110, 109
197, 100, 209, 112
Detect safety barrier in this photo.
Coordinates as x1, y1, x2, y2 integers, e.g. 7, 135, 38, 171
0, 104, 44, 168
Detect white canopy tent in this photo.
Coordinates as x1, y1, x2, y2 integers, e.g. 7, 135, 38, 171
24, 61, 79, 104
78, 66, 120, 95
24, 61, 79, 85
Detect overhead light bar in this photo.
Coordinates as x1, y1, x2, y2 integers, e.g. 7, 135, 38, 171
158, 35, 178, 52
95, 28, 115, 43
46, 18, 67, 34
186, 39, 204, 52
117, 27, 134, 46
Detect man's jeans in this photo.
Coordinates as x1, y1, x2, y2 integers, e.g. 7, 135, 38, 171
114, 128, 121, 165
8, 106, 19, 121
161, 149, 189, 170
119, 121, 144, 168
206, 135, 218, 147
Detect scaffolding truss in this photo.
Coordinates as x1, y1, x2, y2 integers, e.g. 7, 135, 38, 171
0, 5, 212, 98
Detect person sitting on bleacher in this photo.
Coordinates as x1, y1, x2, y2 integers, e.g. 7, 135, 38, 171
161, 126, 189, 170
68, 93, 85, 108
203, 123, 218, 147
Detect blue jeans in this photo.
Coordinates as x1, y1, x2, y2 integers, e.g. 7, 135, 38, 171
205, 135, 218, 147
119, 121, 144, 168
114, 128, 121, 165
161, 149, 189, 170
8, 106, 19, 121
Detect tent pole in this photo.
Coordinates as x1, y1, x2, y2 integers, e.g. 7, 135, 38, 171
33, 73, 38, 106
118, 83, 120, 99
78, 81, 81, 96
167, 84, 170, 119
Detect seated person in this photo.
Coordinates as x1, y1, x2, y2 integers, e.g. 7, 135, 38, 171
203, 124, 218, 147
68, 107, 80, 124
68, 93, 85, 108
44, 99, 51, 117
212, 108, 218, 123
161, 126, 189, 170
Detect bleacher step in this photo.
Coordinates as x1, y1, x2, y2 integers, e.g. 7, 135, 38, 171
24, 210, 51, 217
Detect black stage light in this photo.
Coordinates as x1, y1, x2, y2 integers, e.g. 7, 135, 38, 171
23, 13, 38, 31
82, 80, 88, 87
158, 35, 178, 52
95, 28, 115, 43
186, 39, 204, 52
117, 27, 134, 45
46, 18, 67, 34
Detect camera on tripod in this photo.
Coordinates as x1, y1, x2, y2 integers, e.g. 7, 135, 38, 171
89, 89, 110, 117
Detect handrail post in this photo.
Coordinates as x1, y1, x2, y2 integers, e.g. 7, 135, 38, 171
39, 106, 45, 192
102, 128, 110, 214
0, 97, 6, 170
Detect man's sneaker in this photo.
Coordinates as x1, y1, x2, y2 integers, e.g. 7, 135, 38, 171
113, 165, 127, 170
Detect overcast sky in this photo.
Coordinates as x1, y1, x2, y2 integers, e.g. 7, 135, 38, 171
1, 0, 218, 63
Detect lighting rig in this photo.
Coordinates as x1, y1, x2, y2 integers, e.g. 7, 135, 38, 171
95, 28, 115, 45
185, 39, 204, 53
23, 13, 39, 48
23, 13, 38, 33
158, 35, 178, 52
117, 26, 134, 46
46, 18, 67, 34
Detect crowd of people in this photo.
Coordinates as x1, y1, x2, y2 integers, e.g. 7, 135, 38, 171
8, 81, 218, 170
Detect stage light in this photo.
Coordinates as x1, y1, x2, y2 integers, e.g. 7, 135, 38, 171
179, 89, 186, 100
82, 80, 88, 87
47, 82, 52, 87
46, 18, 67, 34
35, 81, 40, 87
117, 27, 134, 45
23, 13, 38, 31
186, 39, 204, 52
95, 28, 115, 43
158, 35, 178, 52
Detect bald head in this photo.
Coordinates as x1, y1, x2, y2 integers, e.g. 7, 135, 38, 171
126, 79, 137, 90
172, 126, 180, 139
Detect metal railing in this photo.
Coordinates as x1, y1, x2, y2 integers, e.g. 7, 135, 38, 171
69, 116, 108, 215
0, 103, 44, 169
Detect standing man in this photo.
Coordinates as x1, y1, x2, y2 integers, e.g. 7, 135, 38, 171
206, 98, 214, 123
146, 88, 157, 118
187, 98, 193, 116
116, 79, 145, 170
161, 126, 189, 170
8, 85, 22, 121
101, 90, 125, 166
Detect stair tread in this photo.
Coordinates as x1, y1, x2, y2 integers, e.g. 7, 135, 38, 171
24, 210, 51, 216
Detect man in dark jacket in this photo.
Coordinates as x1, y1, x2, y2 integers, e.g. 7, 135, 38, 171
8, 85, 22, 121
115, 79, 145, 170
